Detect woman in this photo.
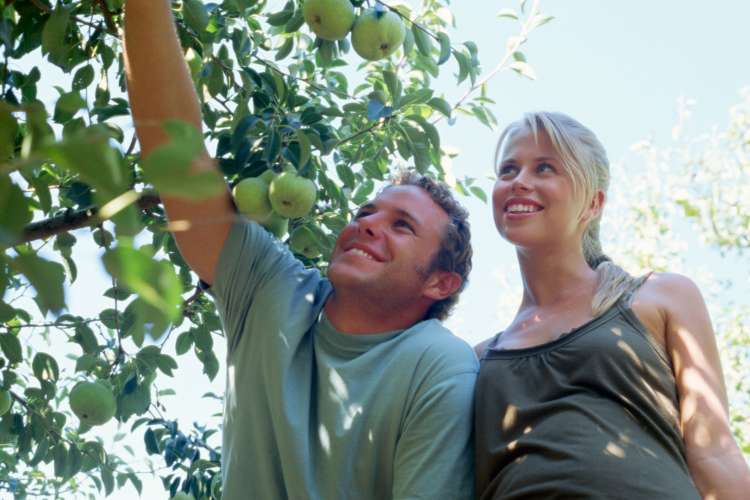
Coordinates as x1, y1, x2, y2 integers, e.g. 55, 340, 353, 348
474, 111, 750, 499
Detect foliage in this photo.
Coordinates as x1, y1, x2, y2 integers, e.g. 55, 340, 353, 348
0, 0, 550, 497
610, 89, 750, 459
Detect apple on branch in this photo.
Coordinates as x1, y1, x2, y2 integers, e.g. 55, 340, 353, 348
290, 226, 323, 259
69, 381, 116, 426
351, 7, 406, 61
303, 0, 356, 41
232, 176, 273, 223
268, 172, 317, 219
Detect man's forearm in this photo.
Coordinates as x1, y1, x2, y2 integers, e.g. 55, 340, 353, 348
123, 0, 204, 158
122, 0, 234, 284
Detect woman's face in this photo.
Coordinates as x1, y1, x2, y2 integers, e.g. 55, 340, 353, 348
492, 126, 592, 250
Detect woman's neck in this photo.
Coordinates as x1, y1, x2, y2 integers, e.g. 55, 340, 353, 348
516, 245, 598, 308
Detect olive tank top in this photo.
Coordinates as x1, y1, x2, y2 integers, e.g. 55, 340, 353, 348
475, 298, 701, 499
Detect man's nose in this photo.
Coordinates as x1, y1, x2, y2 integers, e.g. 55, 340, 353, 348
356, 213, 383, 238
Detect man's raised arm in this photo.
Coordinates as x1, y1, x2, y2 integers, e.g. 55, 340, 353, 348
123, 0, 234, 284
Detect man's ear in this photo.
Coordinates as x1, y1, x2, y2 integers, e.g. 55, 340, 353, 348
423, 271, 462, 301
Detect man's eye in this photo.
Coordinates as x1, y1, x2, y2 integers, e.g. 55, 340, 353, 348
395, 220, 415, 233
354, 210, 371, 219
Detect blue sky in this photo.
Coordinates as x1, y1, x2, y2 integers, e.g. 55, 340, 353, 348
13, 1, 750, 497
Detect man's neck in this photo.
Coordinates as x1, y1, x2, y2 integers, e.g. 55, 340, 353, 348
323, 291, 427, 335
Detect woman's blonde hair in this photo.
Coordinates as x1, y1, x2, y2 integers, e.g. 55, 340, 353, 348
494, 111, 647, 316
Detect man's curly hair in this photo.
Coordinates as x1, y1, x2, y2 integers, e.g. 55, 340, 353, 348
389, 171, 472, 321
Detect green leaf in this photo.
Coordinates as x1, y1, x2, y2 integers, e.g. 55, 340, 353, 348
175, 331, 193, 355
0, 333, 22, 364
11, 253, 66, 314
101, 465, 115, 496
156, 354, 178, 377
436, 32, 451, 65
267, 3, 294, 26
284, 10, 305, 33
294, 129, 311, 168
497, 8, 518, 20
32, 352, 59, 382
198, 349, 219, 381
182, 0, 209, 34
453, 50, 471, 84
0, 102, 18, 160
72, 65, 95, 91
75, 324, 99, 354
41, 5, 71, 67
0, 176, 33, 245
53, 443, 67, 478
398, 88, 434, 107
275, 37, 294, 61
102, 247, 183, 331
144, 428, 160, 455
67, 443, 82, 478
193, 326, 213, 351
117, 378, 151, 420
383, 70, 400, 101
47, 126, 129, 201
142, 121, 225, 199
428, 97, 452, 118
53, 90, 85, 123
412, 24, 432, 57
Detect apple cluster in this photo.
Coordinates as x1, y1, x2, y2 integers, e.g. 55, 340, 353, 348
303, 0, 406, 61
232, 170, 322, 258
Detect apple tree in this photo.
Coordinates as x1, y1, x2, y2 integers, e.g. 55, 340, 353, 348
0, 0, 552, 497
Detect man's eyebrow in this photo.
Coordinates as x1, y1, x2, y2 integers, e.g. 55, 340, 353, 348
356, 202, 376, 213
395, 208, 421, 228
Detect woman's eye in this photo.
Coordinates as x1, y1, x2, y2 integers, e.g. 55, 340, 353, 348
498, 164, 517, 176
537, 162, 555, 173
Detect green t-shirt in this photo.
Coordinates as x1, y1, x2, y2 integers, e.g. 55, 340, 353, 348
210, 219, 478, 500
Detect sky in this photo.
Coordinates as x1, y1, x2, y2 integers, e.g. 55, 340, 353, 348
12, 0, 750, 498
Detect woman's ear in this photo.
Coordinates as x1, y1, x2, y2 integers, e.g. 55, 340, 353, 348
583, 190, 605, 222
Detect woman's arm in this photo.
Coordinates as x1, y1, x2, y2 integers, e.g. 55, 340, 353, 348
655, 273, 750, 499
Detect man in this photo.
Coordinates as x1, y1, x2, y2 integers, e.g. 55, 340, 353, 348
123, 2, 478, 498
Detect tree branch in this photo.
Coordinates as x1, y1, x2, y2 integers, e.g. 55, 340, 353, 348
20, 193, 161, 243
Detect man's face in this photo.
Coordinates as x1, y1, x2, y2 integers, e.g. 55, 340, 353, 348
328, 185, 450, 305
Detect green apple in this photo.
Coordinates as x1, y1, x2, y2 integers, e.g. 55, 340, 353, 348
0, 390, 11, 416
233, 177, 273, 223
268, 172, 317, 218
69, 381, 116, 426
258, 169, 276, 184
261, 213, 289, 239
289, 226, 322, 259
351, 9, 405, 61
303, 0, 355, 41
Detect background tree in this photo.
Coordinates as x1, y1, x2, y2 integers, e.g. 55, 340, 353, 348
0, 0, 551, 497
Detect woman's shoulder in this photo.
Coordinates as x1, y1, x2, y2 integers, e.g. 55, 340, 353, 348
474, 335, 500, 359
630, 272, 705, 346
635, 272, 702, 306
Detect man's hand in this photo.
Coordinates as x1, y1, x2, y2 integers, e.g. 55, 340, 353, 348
123, 0, 235, 284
